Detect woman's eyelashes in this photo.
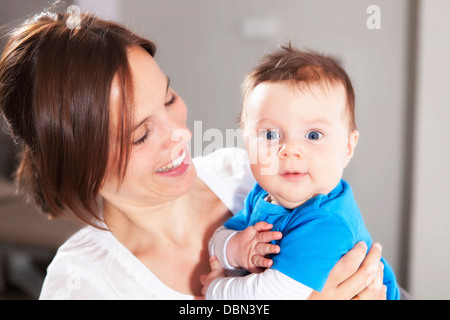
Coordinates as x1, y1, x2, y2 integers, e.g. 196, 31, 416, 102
133, 92, 178, 147
133, 128, 150, 146
165, 92, 178, 107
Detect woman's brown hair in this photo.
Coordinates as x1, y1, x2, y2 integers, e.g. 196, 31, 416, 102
0, 12, 156, 226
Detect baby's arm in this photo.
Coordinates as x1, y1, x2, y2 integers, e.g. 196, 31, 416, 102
209, 221, 282, 274
201, 257, 313, 299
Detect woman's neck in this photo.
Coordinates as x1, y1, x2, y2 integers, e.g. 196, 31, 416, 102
103, 188, 198, 252
102, 177, 225, 254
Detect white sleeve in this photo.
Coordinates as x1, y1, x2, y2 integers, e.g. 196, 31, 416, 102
208, 226, 248, 277
39, 228, 121, 300
206, 268, 313, 300
39, 256, 113, 300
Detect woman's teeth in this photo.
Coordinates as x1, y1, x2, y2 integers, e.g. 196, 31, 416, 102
156, 150, 186, 173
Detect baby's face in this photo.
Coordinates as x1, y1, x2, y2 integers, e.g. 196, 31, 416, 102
243, 81, 359, 209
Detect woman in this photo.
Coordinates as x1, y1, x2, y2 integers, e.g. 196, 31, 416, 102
0, 11, 386, 299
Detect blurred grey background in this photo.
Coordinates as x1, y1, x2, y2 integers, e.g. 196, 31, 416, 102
0, 0, 449, 299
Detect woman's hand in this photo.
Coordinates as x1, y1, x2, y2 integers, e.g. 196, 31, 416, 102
308, 241, 387, 300
199, 256, 227, 298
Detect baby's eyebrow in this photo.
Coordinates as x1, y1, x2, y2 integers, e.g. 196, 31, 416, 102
306, 118, 333, 126
256, 118, 277, 126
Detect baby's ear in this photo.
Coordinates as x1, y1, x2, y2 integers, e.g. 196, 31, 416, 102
344, 130, 359, 168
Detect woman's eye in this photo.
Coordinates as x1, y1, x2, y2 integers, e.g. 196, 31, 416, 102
306, 131, 323, 141
133, 129, 150, 146
165, 92, 178, 107
264, 130, 280, 140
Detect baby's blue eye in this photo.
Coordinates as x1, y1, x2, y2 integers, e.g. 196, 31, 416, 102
306, 131, 323, 140
265, 131, 280, 140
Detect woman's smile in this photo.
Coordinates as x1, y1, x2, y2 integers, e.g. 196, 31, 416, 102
155, 148, 191, 177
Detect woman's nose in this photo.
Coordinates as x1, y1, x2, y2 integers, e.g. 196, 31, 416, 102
169, 126, 191, 146
278, 143, 302, 160
161, 117, 192, 150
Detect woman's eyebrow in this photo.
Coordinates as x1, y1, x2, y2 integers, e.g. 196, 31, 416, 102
131, 76, 171, 133
166, 76, 171, 94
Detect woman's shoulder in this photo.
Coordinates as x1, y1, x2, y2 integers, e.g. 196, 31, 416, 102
192, 147, 252, 182
192, 147, 247, 170
192, 148, 255, 214
50, 225, 110, 259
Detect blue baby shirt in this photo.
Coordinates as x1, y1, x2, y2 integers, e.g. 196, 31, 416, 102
224, 179, 400, 300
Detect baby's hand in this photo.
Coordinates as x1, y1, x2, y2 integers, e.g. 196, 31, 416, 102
227, 221, 282, 273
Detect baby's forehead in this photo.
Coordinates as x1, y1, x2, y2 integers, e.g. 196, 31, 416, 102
287, 79, 346, 99
247, 79, 345, 100
242, 81, 350, 126
247, 80, 348, 110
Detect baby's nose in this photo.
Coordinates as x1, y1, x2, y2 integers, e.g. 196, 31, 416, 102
278, 143, 302, 159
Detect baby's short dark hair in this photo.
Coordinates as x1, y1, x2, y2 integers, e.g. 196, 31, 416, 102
241, 43, 356, 131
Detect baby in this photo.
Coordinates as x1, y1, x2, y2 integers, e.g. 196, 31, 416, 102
203, 44, 400, 300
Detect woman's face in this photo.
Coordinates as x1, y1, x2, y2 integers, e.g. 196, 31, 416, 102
101, 46, 196, 208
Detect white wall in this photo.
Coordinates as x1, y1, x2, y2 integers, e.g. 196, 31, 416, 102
408, 0, 450, 300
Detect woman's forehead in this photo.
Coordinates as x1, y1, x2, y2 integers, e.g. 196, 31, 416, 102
109, 46, 166, 118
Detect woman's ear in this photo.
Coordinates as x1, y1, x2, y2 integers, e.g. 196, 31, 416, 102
344, 130, 359, 168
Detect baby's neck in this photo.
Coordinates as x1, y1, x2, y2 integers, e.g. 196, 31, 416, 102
264, 193, 312, 209
264, 194, 281, 206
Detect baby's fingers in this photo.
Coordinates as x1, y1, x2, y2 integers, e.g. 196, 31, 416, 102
250, 255, 273, 272
256, 230, 283, 243
249, 243, 280, 272
252, 221, 274, 232
255, 242, 280, 256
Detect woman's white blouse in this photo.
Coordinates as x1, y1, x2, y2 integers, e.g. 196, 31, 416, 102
39, 148, 255, 300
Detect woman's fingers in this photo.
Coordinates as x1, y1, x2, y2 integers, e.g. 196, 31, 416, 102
370, 261, 384, 291
325, 241, 368, 288
338, 242, 383, 299
353, 262, 386, 300
209, 256, 225, 273
200, 256, 227, 297
378, 285, 387, 300
207, 256, 227, 280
